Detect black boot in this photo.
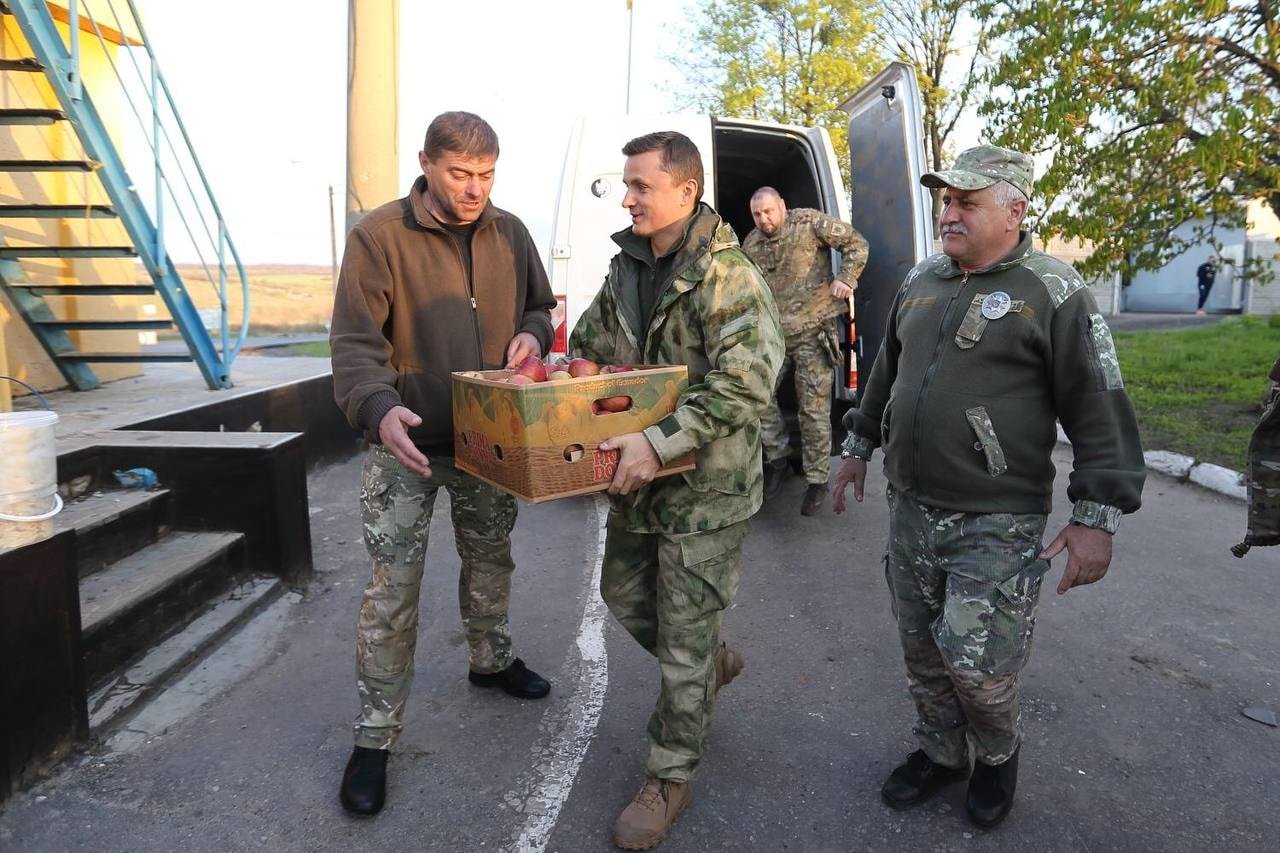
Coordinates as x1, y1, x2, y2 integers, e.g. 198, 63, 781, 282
966, 748, 1019, 828
468, 657, 551, 699
800, 483, 827, 516
340, 745, 388, 816
762, 457, 789, 500
881, 749, 969, 809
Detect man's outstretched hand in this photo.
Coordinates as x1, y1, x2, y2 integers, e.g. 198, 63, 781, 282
832, 456, 867, 514
378, 405, 432, 477
1040, 523, 1113, 594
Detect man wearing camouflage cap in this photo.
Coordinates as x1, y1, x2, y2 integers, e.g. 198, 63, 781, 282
742, 188, 868, 516
833, 144, 1145, 828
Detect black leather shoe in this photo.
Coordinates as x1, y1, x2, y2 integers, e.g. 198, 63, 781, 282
966, 748, 1019, 828
340, 745, 388, 816
881, 749, 969, 810
469, 657, 551, 699
762, 458, 789, 500
800, 483, 827, 516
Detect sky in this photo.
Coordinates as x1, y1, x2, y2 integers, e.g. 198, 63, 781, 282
130, 0, 693, 265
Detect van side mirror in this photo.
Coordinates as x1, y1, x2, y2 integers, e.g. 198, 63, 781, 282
881, 85, 895, 103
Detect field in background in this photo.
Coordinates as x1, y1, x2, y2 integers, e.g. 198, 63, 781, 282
1114, 316, 1280, 473
142, 264, 336, 334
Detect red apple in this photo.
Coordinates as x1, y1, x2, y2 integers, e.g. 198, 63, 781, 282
508, 374, 535, 386
593, 395, 632, 414
568, 357, 601, 377
514, 355, 548, 382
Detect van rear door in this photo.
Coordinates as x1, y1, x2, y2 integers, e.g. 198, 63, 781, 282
839, 61, 933, 403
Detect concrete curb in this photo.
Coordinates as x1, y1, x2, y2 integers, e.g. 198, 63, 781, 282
1055, 426, 1247, 503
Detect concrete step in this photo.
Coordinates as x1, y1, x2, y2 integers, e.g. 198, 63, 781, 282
54, 489, 173, 578
79, 530, 246, 685
88, 576, 282, 735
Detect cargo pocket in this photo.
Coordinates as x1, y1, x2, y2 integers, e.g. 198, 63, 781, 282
823, 322, 841, 367
989, 559, 1051, 672
965, 406, 1008, 477
954, 295, 989, 349
671, 522, 749, 614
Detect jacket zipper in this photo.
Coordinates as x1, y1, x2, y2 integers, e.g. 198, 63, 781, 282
443, 231, 484, 367
911, 271, 968, 491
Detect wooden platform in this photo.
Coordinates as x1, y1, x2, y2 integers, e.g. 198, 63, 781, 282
7, 355, 332, 455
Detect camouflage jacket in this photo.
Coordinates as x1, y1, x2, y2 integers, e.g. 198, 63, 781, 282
741, 207, 868, 336
569, 203, 784, 534
842, 232, 1145, 528
1233, 354, 1280, 557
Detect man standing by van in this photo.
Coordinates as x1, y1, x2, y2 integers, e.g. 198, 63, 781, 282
832, 145, 1145, 828
570, 131, 783, 849
742, 188, 868, 515
330, 111, 557, 816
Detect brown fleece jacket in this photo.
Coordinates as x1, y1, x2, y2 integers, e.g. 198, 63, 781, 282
330, 176, 556, 451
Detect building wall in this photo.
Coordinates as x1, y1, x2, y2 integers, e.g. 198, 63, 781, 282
1245, 240, 1280, 315
0, 11, 143, 395
1124, 220, 1249, 313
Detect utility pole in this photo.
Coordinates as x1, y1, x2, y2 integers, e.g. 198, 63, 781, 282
328, 184, 339, 291
346, 0, 399, 234
625, 0, 633, 114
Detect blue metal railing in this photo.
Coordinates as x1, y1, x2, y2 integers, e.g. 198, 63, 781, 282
8, 0, 250, 388
90, 0, 251, 364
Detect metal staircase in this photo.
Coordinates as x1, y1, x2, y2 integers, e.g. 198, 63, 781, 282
0, 0, 249, 390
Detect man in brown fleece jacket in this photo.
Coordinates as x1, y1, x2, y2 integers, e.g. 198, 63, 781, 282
330, 111, 557, 816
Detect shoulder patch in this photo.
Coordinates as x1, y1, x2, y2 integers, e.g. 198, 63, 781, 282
1023, 251, 1087, 308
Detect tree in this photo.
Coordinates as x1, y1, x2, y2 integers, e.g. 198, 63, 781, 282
976, 0, 1280, 279
676, 0, 886, 184
874, 0, 987, 231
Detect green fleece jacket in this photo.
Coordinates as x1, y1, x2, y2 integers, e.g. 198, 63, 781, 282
843, 232, 1144, 529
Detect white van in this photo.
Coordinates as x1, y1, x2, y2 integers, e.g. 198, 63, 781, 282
547, 61, 932, 410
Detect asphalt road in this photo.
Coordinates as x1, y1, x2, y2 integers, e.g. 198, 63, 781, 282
2, 446, 1278, 852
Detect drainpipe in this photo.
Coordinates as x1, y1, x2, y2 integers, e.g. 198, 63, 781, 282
345, 0, 399, 235
0, 320, 9, 412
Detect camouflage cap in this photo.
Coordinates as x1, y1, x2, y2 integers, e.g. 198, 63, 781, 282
921, 144, 1033, 200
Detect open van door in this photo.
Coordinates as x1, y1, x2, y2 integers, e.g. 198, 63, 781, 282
839, 62, 933, 403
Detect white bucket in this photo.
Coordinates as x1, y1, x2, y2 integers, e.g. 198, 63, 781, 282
0, 410, 63, 551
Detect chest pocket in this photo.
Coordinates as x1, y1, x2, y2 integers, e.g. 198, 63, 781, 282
955, 293, 1027, 350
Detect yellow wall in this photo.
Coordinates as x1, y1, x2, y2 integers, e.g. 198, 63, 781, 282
0, 10, 144, 395
1247, 198, 1280, 240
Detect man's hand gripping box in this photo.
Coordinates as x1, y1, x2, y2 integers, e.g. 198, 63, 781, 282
451, 365, 696, 502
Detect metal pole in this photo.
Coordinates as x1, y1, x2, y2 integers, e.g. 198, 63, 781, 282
625, 0, 633, 114
151, 58, 162, 268
329, 184, 339, 291
346, 0, 399, 234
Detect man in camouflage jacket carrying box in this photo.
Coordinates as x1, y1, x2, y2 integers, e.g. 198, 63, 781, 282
833, 145, 1146, 829
569, 131, 783, 850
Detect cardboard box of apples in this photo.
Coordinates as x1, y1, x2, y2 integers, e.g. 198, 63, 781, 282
451, 355, 696, 502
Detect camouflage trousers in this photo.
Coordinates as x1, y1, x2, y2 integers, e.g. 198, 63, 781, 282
599, 514, 749, 783
354, 444, 518, 750
760, 322, 837, 484
884, 485, 1049, 767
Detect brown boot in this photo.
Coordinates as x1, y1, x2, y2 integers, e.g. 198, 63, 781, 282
613, 777, 692, 850
713, 641, 745, 694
